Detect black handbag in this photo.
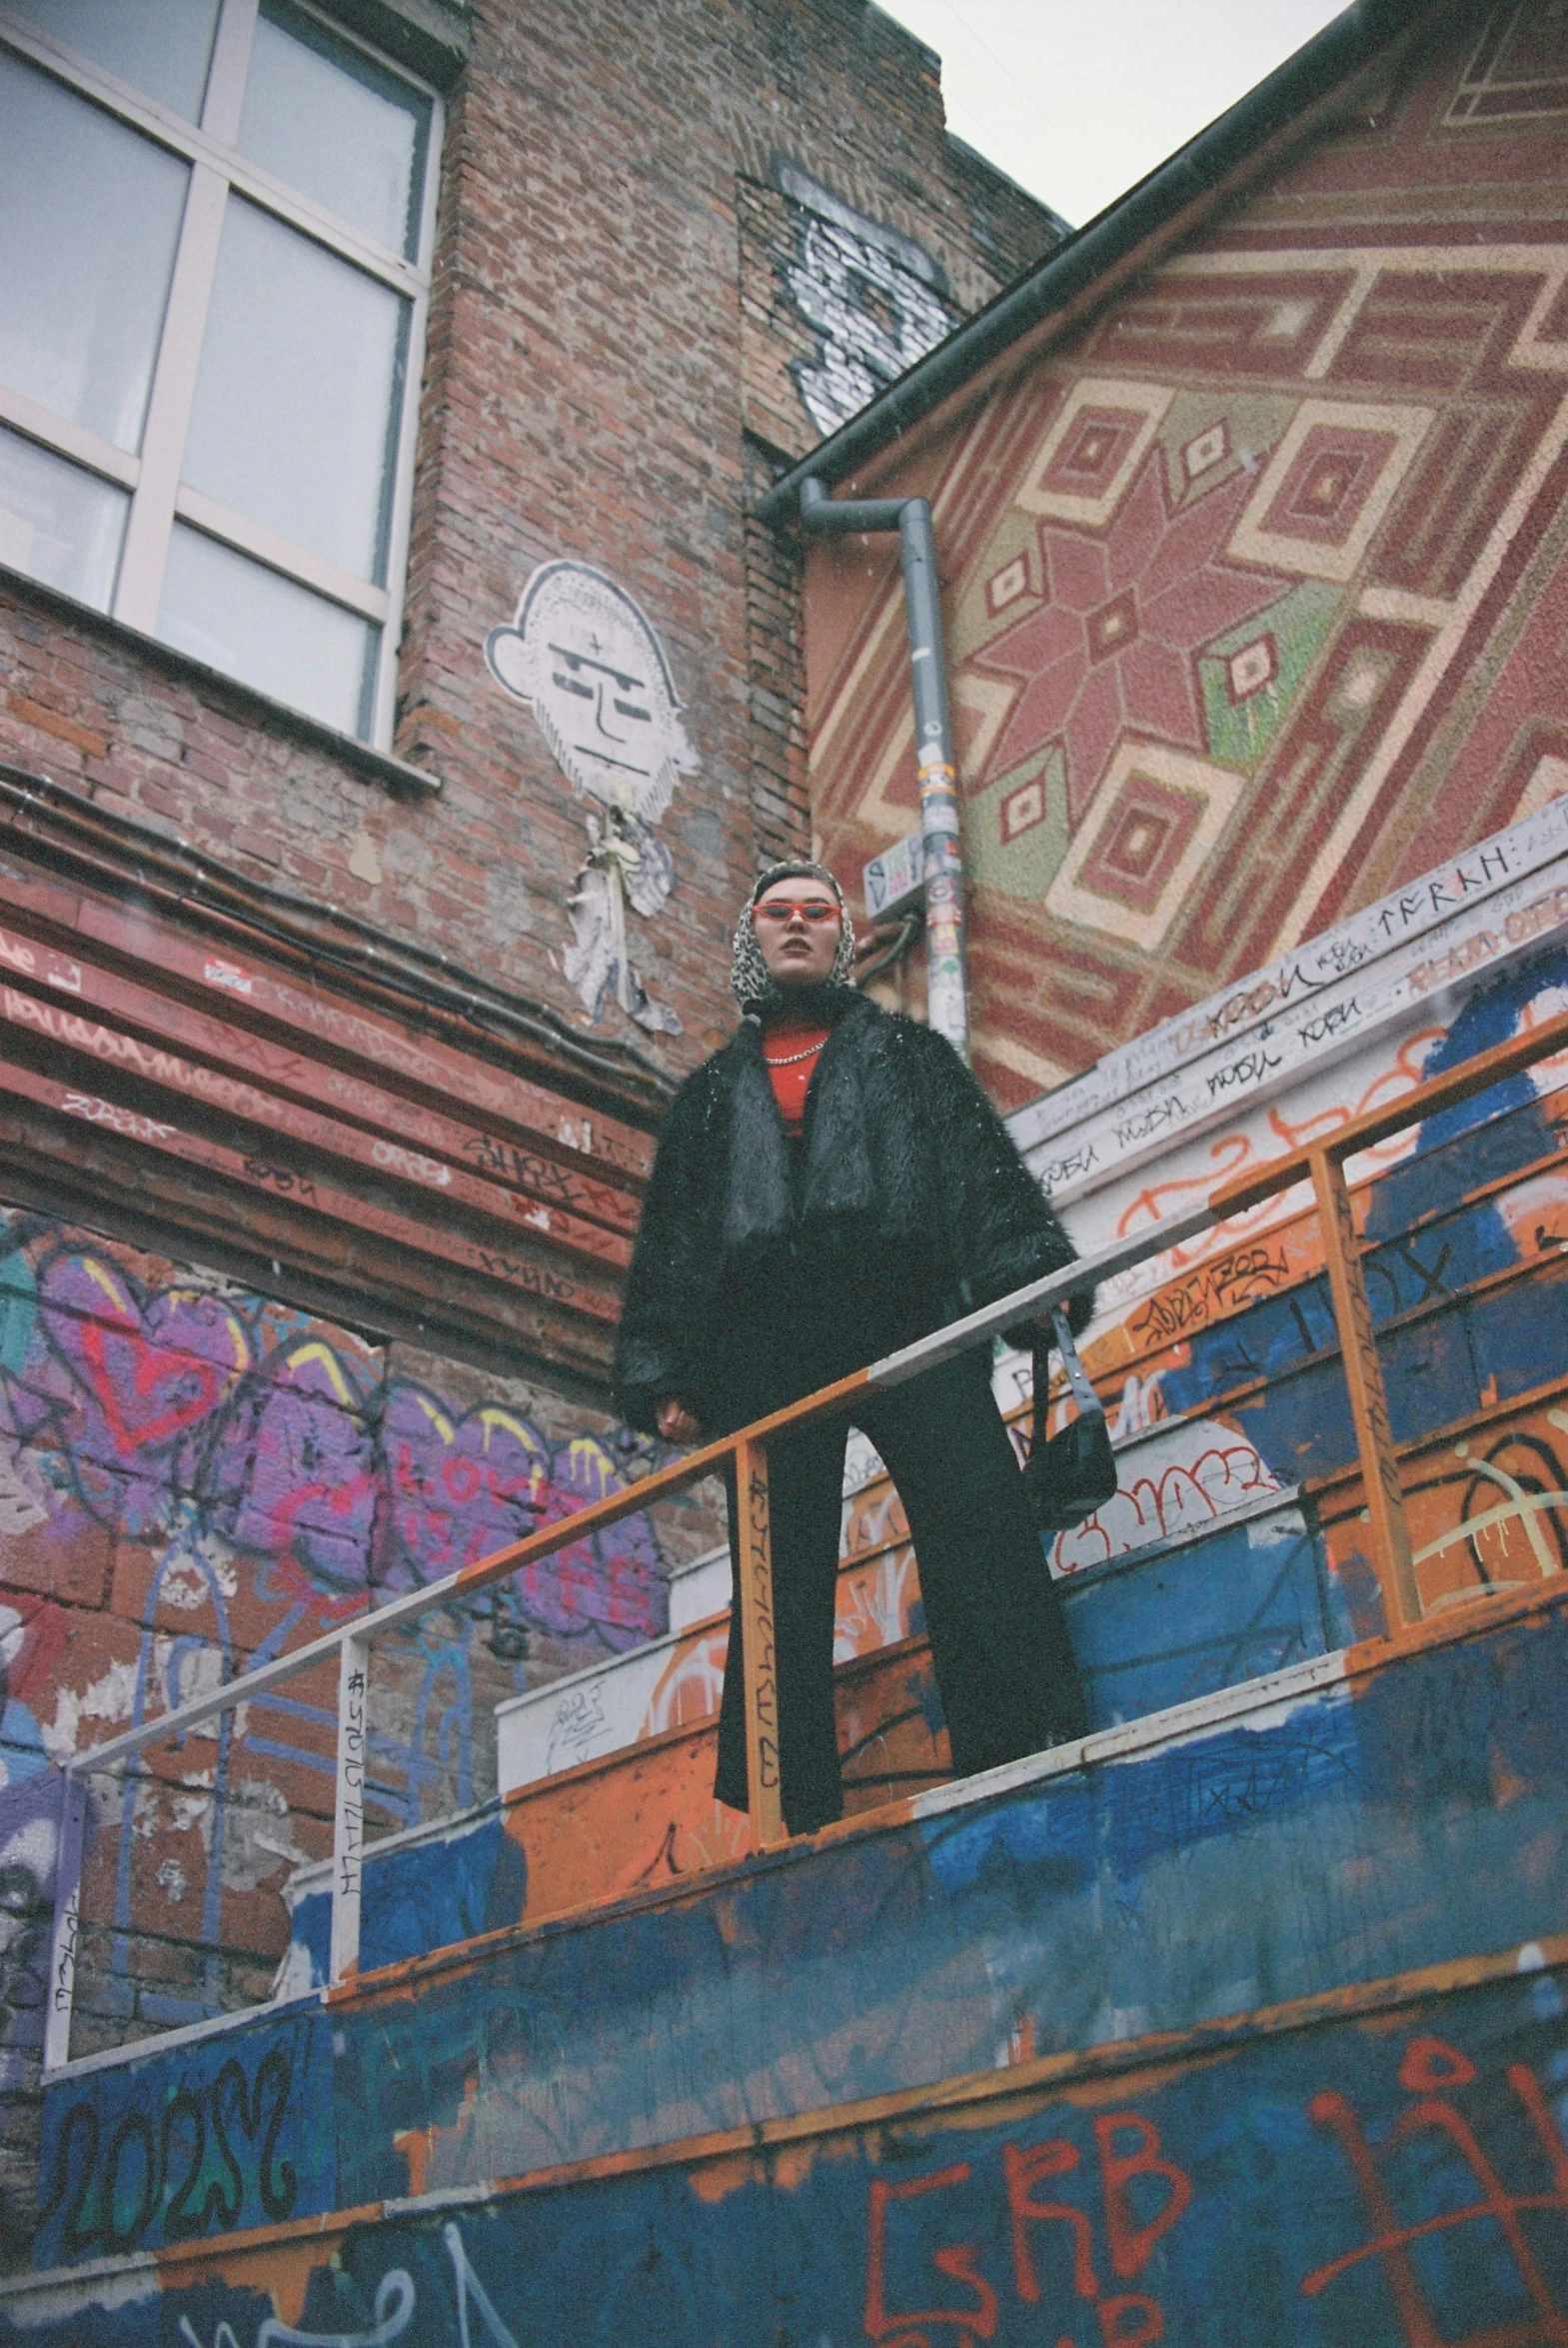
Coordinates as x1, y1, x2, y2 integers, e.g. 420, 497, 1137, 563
1024, 1305, 1118, 1533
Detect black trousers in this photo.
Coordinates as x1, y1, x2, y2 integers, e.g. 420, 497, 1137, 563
715, 1348, 1086, 1835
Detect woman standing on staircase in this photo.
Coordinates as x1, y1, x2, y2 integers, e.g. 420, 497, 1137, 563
614, 861, 1089, 1836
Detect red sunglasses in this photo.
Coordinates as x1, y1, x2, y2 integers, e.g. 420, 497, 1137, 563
753, 900, 839, 925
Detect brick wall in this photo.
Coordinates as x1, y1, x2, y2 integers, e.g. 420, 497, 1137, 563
2, 0, 1057, 1082
0, 819, 728, 2243
0, 1198, 724, 2225
394, 0, 1057, 1053
0, 0, 1061, 2242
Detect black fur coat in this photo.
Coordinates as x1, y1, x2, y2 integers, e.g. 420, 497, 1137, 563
613, 992, 1084, 1435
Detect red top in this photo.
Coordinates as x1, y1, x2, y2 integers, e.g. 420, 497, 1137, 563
761, 1013, 831, 1137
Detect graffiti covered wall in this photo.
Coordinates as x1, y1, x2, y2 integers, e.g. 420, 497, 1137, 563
807, 4, 1568, 1109
10, 1575, 1568, 2337
259, 923, 1567, 1981
0, 1204, 696, 2232
9, 1951, 1568, 2347
737, 163, 965, 457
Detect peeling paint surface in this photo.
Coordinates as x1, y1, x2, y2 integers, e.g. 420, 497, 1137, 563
8, 1956, 1568, 2343
29, 1590, 1568, 2269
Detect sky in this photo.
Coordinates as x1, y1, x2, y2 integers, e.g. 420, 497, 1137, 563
874, 0, 1350, 229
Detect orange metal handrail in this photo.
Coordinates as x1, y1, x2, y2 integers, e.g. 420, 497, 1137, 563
42, 1006, 1568, 2067
1208, 1006, 1568, 1628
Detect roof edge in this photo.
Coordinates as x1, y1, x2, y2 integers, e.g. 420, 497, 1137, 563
942, 132, 1074, 245
756, 0, 1432, 526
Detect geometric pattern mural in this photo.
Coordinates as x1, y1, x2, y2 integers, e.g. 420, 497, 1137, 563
1044, 737, 1244, 954
1227, 398, 1435, 583
976, 441, 1291, 825
807, 4, 1568, 1107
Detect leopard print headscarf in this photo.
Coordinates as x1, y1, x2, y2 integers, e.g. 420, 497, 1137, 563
730, 861, 856, 1014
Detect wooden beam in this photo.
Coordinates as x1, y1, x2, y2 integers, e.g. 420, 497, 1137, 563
734, 1435, 785, 1850
0, 868, 657, 1183
0, 905, 644, 1235
0, 971, 632, 1273
1310, 1147, 1421, 1628
0, 1051, 622, 1324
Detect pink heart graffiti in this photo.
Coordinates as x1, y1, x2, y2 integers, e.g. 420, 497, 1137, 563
6, 1243, 667, 1649
377, 1384, 664, 1650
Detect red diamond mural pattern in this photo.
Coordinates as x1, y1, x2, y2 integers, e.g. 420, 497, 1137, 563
805, 5, 1568, 1108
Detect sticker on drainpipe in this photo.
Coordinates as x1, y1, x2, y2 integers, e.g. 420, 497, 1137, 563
863, 828, 925, 921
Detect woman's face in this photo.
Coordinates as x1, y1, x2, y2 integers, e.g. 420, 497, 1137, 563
752, 877, 844, 987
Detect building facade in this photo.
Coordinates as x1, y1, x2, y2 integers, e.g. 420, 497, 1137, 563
0, 0, 1058, 2238
792, 0, 1568, 1109
4, 6, 1568, 2332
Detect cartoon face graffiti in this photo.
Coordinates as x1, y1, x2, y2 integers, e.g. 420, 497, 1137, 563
485, 560, 696, 1033
485, 561, 698, 824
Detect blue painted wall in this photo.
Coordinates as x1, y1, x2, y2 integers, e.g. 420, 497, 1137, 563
12, 1955, 1568, 2346
1062, 1507, 1337, 1722
286, 1805, 527, 1991
33, 1591, 1568, 2267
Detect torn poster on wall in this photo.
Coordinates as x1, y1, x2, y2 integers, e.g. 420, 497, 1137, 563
485, 560, 698, 1036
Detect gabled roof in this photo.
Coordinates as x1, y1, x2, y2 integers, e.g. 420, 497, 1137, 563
756, 0, 1434, 525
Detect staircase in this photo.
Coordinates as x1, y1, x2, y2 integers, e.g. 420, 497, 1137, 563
6, 890, 1568, 2343
7, 1582, 1567, 2344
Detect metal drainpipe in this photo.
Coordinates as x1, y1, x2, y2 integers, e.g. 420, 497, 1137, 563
798, 477, 968, 1062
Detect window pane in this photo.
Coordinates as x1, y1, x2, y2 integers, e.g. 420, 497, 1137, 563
182, 198, 407, 582
238, 0, 431, 258
157, 525, 375, 736
0, 426, 127, 609
0, 52, 188, 450
0, 0, 220, 119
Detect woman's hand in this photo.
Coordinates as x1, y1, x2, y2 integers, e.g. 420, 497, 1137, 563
657, 1397, 703, 1444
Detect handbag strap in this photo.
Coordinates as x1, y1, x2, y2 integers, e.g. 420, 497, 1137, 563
1032, 1304, 1104, 1450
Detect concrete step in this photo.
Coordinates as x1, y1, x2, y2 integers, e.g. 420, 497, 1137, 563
493, 1368, 1327, 1798
10, 1922, 1567, 2346
278, 1623, 953, 1993
275, 1481, 1330, 1993
495, 1541, 730, 1787
27, 1581, 1568, 2291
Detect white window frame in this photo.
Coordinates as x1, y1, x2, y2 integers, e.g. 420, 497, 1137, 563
0, 0, 442, 747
